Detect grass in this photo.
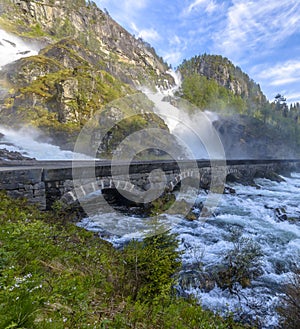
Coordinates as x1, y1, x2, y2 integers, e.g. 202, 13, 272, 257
0, 192, 251, 328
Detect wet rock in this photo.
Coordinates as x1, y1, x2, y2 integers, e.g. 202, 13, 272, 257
167, 198, 198, 220
224, 186, 236, 194
185, 210, 198, 221
0, 148, 36, 165
179, 270, 216, 293
287, 216, 300, 223
264, 171, 285, 183
275, 207, 288, 222
3, 39, 16, 47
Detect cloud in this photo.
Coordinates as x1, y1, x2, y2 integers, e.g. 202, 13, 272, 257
255, 60, 300, 86
95, 0, 300, 103
205, 1, 217, 13
285, 92, 300, 103
184, 0, 217, 15
163, 51, 184, 66
124, 0, 148, 10
187, 0, 207, 13
98, 0, 148, 11
138, 28, 161, 42
130, 22, 161, 42
213, 1, 300, 61
169, 35, 181, 46
96, 0, 148, 26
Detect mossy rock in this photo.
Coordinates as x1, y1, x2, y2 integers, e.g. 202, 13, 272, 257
0, 55, 63, 86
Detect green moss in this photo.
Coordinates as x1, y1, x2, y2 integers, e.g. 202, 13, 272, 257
1, 55, 135, 145
0, 16, 22, 35
25, 23, 47, 37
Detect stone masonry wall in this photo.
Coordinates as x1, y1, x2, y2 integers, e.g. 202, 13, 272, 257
0, 160, 299, 210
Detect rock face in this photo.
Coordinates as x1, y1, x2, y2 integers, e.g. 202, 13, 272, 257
3, 0, 173, 88
179, 54, 266, 108
55, 78, 79, 123
0, 0, 175, 151
0, 148, 36, 165
213, 114, 297, 159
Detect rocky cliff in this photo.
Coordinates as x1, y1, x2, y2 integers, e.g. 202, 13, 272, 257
179, 54, 267, 111
178, 54, 300, 158
0, 0, 175, 152
1, 0, 173, 88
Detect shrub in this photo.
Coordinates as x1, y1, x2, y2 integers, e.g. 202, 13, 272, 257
216, 229, 263, 292
0, 192, 250, 328
278, 269, 300, 329
121, 233, 181, 302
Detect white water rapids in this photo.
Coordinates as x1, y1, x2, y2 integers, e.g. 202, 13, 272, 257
77, 74, 300, 328
176, 175, 300, 327
0, 28, 40, 69
0, 39, 299, 327
0, 126, 92, 160
78, 172, 300, 328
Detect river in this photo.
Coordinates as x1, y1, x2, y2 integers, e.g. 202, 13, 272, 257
0, 39, 299, 327
78, 172, 300, 328
0, 97, 299, 328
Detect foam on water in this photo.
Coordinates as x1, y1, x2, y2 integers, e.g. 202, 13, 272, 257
174, 175, 300, 328
78, 173, 300, 328
0, 126, 91, 160
0, 30, 85, 161
0, 29, 40, 69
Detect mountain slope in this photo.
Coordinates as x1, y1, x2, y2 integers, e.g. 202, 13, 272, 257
177, 54, 300, 158
178, 54, 267, 113
1, 0, 173, 88
0, 0, 174, 151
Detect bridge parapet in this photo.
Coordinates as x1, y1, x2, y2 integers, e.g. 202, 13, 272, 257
0, 168, 46, 209
0, 160, 299, 210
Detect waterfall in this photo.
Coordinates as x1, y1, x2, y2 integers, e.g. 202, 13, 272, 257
141, 69, 225, 160
0, 29, 40, 69
0, 126, 91, 160
0, 30, 92, 160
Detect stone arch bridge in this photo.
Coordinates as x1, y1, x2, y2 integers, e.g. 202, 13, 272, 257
0, 159, 299, 210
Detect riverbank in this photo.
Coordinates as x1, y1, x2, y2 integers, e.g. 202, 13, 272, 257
0, 191, 251, 329
78, 171, 300, 329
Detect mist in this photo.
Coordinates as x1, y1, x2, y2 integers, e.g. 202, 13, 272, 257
0, 126, 91, 160
142, 75, 226, 161
0, 28, 41, 69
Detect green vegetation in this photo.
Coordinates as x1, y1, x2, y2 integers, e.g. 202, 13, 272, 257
179, 54, 266, 115
178, 54, 300, 151
0, 40, 135, 146
180, 73, 247, 114
98, 112, 168, 157
216, 229, 263, 292
0, 0, 172, 149
278, 269, 300, 329
0, 192, 251, 328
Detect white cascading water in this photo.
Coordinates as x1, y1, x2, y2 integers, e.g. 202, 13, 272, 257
78, 71, 300, 328
141, 69, 224, 159
0, 28, 40, 69
0, 34, 299, 326
173, 174, 300, 328
0, 126, 92, 160
0, 30, 92, 160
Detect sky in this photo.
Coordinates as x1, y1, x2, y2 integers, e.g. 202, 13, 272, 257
95, 0, 300, 105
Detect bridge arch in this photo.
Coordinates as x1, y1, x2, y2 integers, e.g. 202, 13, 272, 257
60, 179, 143, 206
59, 169, 202, 207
